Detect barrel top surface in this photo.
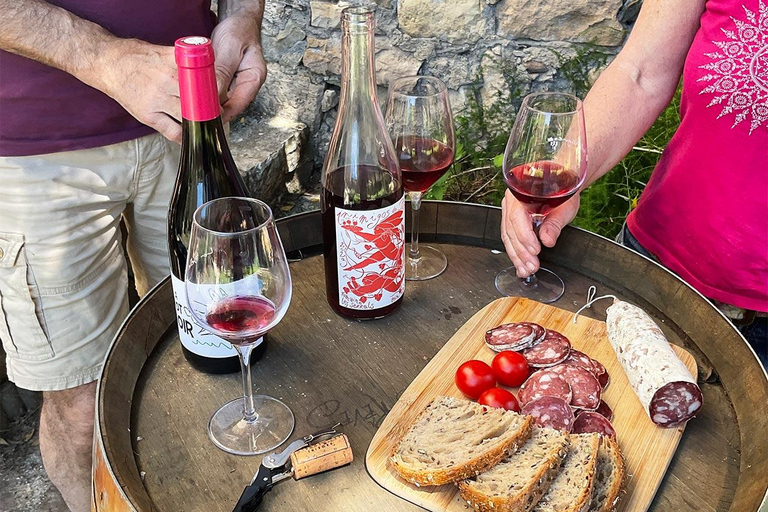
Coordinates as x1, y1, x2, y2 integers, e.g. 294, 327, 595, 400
97, 202, 768, 512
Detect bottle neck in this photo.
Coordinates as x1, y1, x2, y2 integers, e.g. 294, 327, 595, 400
181, 116, 229, 156
340, 17, 377, 106
179, 63, 221, 122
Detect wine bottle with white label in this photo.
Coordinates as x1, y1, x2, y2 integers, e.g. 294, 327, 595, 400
168, 36, 266, 373
321, 7, 405, 320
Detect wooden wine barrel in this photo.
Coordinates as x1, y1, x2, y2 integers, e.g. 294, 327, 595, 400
92, 201, 768, 512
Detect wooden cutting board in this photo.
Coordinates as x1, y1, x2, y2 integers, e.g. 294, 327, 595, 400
366, 297, 698, 511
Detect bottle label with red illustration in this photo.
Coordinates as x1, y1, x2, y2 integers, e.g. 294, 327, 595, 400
335, 196, 405, 310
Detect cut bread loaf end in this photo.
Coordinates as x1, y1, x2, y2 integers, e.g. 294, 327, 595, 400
458, 427, 571, 512
533, 432, 600, 512
389, 396, 533, 486
588, 435, 626, 512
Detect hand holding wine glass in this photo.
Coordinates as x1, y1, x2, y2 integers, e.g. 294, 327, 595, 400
185, 197, 294, 455
495, 92, 587, 303
385, 75, 455, 281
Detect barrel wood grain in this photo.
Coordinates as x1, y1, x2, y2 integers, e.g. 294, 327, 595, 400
93, 202, 767, 512
366, 297, 697, 511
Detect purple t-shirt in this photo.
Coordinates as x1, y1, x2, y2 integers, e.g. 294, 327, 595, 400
0, 0, 215, 156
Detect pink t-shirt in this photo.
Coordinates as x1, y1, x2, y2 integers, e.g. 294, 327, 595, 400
627, 0, 768, 312
0, 0, 215, 156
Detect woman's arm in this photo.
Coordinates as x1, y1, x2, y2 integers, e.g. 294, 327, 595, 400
501, 0, 707, 278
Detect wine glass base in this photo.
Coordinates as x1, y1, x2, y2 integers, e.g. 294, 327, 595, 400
495, 266, 565, 303
208, 395, 295, 456
405, 245, 448, 281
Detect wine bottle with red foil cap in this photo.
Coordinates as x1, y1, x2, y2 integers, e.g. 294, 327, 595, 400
321, 7, 405, 319
168, 36, 266, 374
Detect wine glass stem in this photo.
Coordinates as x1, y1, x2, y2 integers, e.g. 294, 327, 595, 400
234, 343, 258, 423
409, 191, 423, 261
524, 214, 546, 284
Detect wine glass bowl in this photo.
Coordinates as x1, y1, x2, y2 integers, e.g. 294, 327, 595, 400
186, 197, 294, 455
386, 75, 455, 281
495, 92, 587, 303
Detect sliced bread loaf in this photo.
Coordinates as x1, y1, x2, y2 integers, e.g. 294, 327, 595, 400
533, 432, 600, 512
458, 427, 571, 512
390, 396, 534, 486
587, 435, 626, 512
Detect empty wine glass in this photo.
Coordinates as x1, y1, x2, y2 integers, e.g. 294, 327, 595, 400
185, 197, 294, 455
495, 92, 587, 303
386, 75, 455, 281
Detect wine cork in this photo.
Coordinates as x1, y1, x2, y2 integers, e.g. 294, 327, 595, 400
291, 434, 353, 480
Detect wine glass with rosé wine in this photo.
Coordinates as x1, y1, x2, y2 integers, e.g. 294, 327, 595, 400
386, 75, 455, 280
185, 197, 294, 455
495, 92, 587, 303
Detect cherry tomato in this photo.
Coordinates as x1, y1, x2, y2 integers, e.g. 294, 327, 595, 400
491, 351, 530, 388
455, 360, 496, 399
478, 388, 520, 412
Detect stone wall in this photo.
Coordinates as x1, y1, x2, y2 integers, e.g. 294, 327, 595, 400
237, 0, 641, 203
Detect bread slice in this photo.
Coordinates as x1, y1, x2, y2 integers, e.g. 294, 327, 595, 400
389, 396, 533, 486
458, 427, 571, 512
587, 435, 626, 512
533, 432, 600, 512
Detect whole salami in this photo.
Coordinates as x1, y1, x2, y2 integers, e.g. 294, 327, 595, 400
521, 396, 575, 432
518, 369, 573, 407
606, 300, 702, 427
484, 322, 545, 352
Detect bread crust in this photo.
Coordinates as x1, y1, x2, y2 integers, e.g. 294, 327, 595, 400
568, 434, 600, 512
457, 437, 570, 512
593, 436, 626, 512
389, 404, 534, 486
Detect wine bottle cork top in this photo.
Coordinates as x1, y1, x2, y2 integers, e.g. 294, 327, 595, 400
175, 37, 215, 69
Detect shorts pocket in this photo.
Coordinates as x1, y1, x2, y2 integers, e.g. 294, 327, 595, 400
0, 232, 54, 361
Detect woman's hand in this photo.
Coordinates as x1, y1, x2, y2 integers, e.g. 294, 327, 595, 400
500, 190, 580, 278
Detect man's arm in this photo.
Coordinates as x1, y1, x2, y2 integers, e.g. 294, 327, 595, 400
0, 0, 183, 141
212, 0, 267, 122
500, 0, 707, 278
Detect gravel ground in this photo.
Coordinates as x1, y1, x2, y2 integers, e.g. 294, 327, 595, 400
0, 411, 68, 511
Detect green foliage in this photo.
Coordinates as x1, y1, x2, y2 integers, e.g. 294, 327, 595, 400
433, 44, 682, 239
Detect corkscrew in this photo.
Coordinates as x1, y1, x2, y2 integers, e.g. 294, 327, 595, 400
232, 423, 353, 512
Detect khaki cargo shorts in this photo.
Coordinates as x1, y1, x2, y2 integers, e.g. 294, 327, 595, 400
0, 133, 178, 391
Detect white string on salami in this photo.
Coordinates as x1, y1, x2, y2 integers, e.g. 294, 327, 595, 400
572, 286, 617, 324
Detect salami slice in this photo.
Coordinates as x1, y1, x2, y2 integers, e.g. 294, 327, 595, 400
550, 364, 601, 410
594, 400, 614, 422
573, 411, 616, 437
521, 396, 574, 432
596, 368, 610, 389
484, 322, 543, 352
562, 349, 597, 373
606, 300, 702, 427
517, 369, 573, 407
521, 331, 571, 368
590, 357, 607, 376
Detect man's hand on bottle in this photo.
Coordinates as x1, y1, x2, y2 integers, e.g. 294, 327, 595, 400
96, 39, 183, 143
211, 13, 267, 123
500, 190, 581, 278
